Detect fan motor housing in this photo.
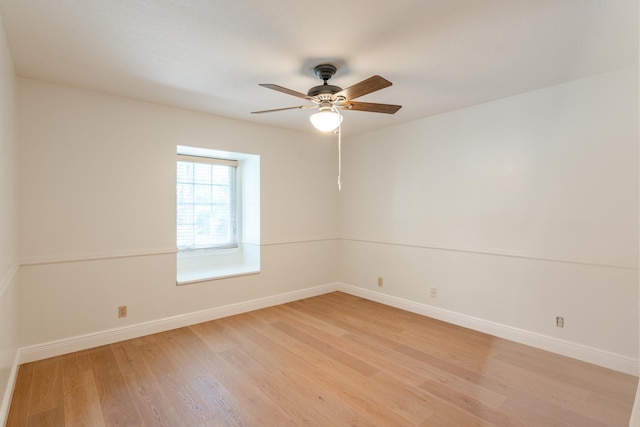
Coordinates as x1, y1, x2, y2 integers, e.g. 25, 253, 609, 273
307, 84, 342, 97
307, 64, 342, 98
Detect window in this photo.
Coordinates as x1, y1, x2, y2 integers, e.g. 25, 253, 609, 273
177, 155, 238, 251
176, 145, 261, 285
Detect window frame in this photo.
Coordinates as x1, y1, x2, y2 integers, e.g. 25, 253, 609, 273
176, 154, 239, 252
175, 145, 260, 285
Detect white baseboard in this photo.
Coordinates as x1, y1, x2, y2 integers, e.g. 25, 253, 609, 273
337, 283, 639, 376
16, 281, 638, 376
19, 283, 340, 364
0, 350, 20, 427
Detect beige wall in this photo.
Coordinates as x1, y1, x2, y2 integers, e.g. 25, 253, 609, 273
0, 11, 18, 425
339, 67, 639, 363
16, 78, 339, 346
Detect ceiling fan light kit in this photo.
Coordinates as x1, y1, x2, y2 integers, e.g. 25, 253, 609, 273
309, 103, 342, 132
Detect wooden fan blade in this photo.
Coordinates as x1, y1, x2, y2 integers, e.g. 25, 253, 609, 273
334, 75, 392, 101
341, 101, 402, 114
251, 105, 314, 114
259, 84, 311, 100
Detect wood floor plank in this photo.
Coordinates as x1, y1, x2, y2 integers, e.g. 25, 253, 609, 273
88, 345, 145, 427
277, 365, 389, 426
272, 302, 355, 337
243, 310, 395, 426
111, 339, 185, 427
134, 339, 213, 426
270, 320, 380, 377
217, 345, 335, 426
400, 342, 617, 427
62, 349, 104, 427
26, 406, 65, 427
235, 311, 377, 426
419, 376, 528, 427
294, 296, 416, 349
421, 410, 497, 427
266, 312, 447, 423
62, 370, 105, 427
346, 331, 507, 408
6, 291, 638, 426
27, 356, 64, 416
156, 326, 267, 426
213, 314, 288, 374
209, 348, 293, 425
498, 398, 580, 427
289, 361, 419, 426
237, 315, 433, 424
480, 353, 630, 425
262, 319, 426, 425
6, 362, 34, 427
585, 390, 639, 426
188, 318, 238, 353
62, 351, 92, 377
494, 342, 638, 401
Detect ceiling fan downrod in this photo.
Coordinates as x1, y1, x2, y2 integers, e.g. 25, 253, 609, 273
314, 64, 337, 83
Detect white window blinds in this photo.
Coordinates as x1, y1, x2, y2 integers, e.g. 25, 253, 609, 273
176, 155, 238, 251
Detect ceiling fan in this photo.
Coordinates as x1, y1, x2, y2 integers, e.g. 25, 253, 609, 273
252, 64, 402, 132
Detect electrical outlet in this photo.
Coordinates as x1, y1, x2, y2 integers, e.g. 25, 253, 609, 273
430, 288, 437, 298
118, 305, 128, 318
556, 316, 564, 328
377, 276, 384, 287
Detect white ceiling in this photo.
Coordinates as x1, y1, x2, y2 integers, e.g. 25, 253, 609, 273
0, 0, 637, 135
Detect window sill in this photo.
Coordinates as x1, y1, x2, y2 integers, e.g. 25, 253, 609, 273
176, 264, 260, 286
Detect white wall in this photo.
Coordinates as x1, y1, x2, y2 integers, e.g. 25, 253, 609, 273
17, 79, 338, 347
339, 67, 639, 365
0, 11, 18, 425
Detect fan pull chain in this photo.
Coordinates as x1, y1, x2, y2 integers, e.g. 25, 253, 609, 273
336, 109, 342, 191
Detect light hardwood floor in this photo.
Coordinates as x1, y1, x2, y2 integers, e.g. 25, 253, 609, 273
6, 292, 638, 426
